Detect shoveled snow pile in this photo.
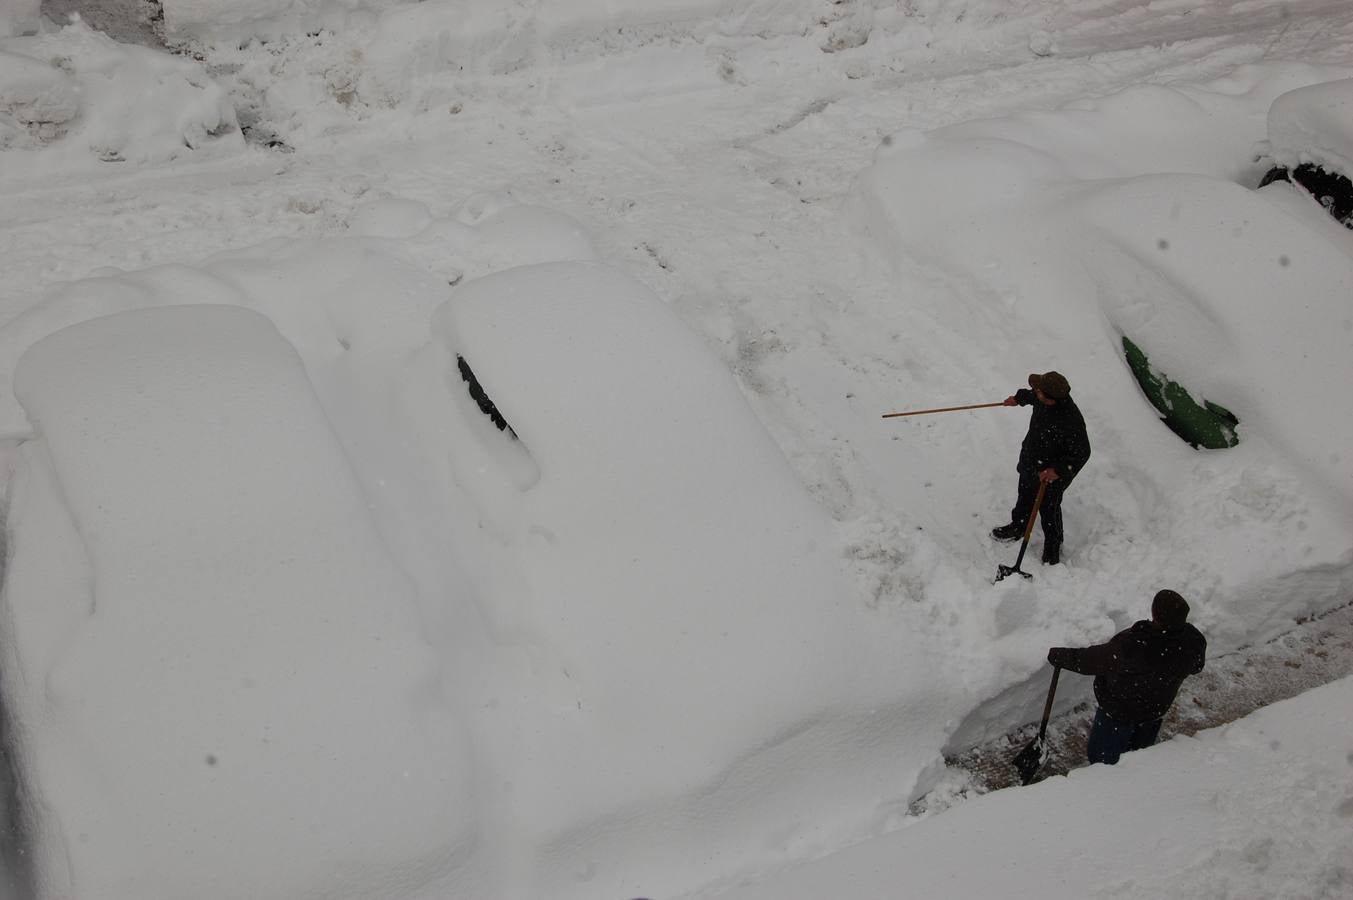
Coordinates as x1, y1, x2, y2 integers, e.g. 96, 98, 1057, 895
0, 47, 78, 147
0, 21, 239, 167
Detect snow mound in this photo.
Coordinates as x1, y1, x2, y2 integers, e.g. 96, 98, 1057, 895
0, 21, 240, 172
420, 260, 931, 898
0, 48, 77, 147
1267, 77, 1353, 178
1076, 174, 1353, 512
3, 304, 472, 900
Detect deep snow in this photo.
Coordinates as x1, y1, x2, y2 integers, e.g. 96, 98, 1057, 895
2, 0, 1352, 898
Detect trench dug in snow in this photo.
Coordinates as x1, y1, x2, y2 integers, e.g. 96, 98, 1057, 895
933, 600, 1353, 804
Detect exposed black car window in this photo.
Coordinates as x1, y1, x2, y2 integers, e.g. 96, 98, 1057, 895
457, 354, 518, 438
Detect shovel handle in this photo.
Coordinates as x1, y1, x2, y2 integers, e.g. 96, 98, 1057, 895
881, 402, 1006, 419
1038, 666, 1061, 740
1022, 479, 1048, 543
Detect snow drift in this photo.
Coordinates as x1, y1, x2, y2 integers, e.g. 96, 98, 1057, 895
0, 21, 238, 166
3, 304, 473, 900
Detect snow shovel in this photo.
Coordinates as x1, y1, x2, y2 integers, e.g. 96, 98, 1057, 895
994, 479, 1047, 583
1012, 666, 1060, 786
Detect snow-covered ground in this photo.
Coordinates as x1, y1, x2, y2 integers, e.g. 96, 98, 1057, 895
2, 1, 1352, 898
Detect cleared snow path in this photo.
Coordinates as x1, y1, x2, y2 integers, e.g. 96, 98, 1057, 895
930, 599, 1353, 804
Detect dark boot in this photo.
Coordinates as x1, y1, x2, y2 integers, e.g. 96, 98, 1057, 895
1041, 543, 1061, 565
991, 522, 1024, 542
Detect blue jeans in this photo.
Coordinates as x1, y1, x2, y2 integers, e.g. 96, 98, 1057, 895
1086, 708, 1162, 765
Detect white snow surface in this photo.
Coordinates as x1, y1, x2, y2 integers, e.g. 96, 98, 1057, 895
1267, 76, 1353, 177
2, 0, 1353, 899
159, 0, 401, 45
0, 21, 238, 163
6, 304, 472, 899
0, 0, 40, 38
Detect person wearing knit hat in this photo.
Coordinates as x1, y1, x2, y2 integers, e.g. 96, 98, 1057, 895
990, 370, 1091, 565
1047, 590, 1207, 765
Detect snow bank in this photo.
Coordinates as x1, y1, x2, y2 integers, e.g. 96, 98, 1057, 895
2, 304, 472, 900
164, 0, 1032, 50
185, 0, 1022, 131
712, 673, 1353, 900
1266, 77, 1353, 178
0, 21, 239, 170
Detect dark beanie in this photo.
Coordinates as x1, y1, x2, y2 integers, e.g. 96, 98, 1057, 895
1152, 589, 1190, 625
1028, 371, 1071, 400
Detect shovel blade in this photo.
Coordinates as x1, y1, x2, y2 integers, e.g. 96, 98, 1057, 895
1012, 736, 1045, 785
994, 564, 1033, 583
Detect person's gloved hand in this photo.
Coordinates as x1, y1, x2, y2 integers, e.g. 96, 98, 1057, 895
1047, 647, 1073, 668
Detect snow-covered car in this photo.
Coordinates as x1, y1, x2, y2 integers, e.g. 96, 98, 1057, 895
420, 261, 925, 898
4, 304, 473, 900
1255, 77, 1353, 228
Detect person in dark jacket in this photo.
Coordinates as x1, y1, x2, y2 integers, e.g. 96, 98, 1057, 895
1048, 589, 1207, 765
990, 371, 1091, 565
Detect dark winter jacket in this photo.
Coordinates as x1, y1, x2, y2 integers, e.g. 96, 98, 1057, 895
1014, 388, 1091, 483
1050, 621, 1207, 725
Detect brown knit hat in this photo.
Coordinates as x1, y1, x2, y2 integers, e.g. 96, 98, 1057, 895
1028, 371, 1070, 400
1152, 589, 1190, 625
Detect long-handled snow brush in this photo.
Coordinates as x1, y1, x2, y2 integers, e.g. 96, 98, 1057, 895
995, 480, 1047, 583
1012, 666, 1060, 786
881, 401, 1006, 419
